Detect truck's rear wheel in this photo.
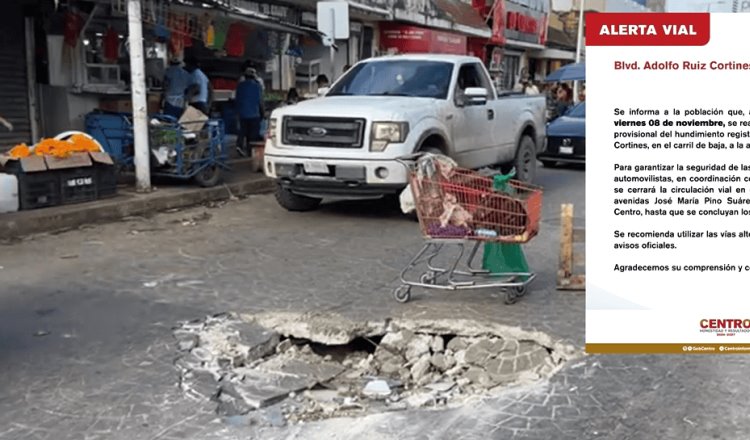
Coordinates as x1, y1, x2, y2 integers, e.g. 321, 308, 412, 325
513, 136, 537, 183
275, 184, 322, 212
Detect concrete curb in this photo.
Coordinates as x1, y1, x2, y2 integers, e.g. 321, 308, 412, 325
1, 176, 274, 239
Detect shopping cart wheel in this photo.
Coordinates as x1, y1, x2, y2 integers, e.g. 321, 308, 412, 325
504, 289, 519, 305
393, 285, 412, 303
513, 285, 528, 297
420, 271, 436, 285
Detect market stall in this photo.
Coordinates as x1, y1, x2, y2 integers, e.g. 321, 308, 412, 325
40, 1, 319, 128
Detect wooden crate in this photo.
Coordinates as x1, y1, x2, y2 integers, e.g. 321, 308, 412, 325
557, 203, 585, 290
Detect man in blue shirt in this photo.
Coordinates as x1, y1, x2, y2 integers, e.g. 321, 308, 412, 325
185, 57, 210, 115
235, 67, 264, 156
162, 58, 191, 119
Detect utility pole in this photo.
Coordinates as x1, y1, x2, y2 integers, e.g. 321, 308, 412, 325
127, 0, 151, 192
573, 0, 585, 103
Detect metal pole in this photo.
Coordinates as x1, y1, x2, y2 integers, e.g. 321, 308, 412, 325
127, 0, 151, 192
573, 0, 585, 103
25, 17, 40, 142
330, 8, 336, 83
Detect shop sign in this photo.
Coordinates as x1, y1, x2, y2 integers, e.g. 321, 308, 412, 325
239, 1, 291, 19
502, 0, 549, 45
302, 11, 362, 34
379, 24, 466, 55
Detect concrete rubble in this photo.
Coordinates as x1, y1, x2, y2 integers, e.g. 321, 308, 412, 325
172, 312, 576, 426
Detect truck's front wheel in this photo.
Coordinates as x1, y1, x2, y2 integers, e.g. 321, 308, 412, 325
513, 136, 538, 183
275, 184, 322, 212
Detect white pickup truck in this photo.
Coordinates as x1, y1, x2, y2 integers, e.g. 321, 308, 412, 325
264, 54, 546, 211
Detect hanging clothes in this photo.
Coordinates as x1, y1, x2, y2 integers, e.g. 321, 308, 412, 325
183, 14, 194, 48
224, 22, 251, 57
103, 27, 119, 62
205, 22, 215, 47
63, 10, 84, 48
168, 13, 186, 57
212, 18, 229, 50
154, 12, 170, 41
199, 13, 215, 47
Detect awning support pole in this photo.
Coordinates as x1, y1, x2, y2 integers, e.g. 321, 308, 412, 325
573, 0, 585, 103
127, 0, 151, 192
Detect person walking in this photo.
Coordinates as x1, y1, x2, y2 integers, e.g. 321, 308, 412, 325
553, 83, 573, 119
521, 79, 539, 95
185, 57, 210, 115
162, 58, 191, 119
235, 67, 265, 157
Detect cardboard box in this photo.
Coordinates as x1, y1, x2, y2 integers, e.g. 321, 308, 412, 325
179, 105, 209, 133
0, 151, 113, 172
0, 152, 116, 210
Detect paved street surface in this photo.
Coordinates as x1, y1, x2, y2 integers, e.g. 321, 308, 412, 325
1, 166, 747, 439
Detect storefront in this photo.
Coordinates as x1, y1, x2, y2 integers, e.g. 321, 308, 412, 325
532, 27, 576, 79
24, 0, 321, 139
481, 0, 549, 90
299, 11, 376, 94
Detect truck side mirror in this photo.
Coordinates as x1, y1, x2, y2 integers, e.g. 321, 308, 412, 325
463, 87, 488, 106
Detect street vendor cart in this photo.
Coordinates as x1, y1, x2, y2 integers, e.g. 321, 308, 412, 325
85, 109, 228, 187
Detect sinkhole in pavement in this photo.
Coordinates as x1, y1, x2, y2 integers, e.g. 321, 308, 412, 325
172, 312, 577, 426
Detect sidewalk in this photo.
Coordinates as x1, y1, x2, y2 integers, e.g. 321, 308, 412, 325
0, 158, 273, 239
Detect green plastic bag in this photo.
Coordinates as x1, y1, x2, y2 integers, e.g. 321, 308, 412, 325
482, 168, 529, 277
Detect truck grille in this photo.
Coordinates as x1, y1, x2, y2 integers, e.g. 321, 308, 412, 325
282, 117, 365, 148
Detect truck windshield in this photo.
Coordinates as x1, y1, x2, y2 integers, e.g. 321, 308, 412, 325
327, 60, 454, 99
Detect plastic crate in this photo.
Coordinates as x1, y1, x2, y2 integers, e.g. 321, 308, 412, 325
59, 167, 98, 205
17, 171, 61, 210
95, 162, 118, 198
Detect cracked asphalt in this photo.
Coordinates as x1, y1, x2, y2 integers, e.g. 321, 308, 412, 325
1, 165, 747, 439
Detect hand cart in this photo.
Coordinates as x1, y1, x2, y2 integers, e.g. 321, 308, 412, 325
392, 154, 543, 305
84, 111, 229, 187
148, 115, 228, 187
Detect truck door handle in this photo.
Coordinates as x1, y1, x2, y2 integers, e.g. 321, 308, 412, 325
487, 109, 494, 120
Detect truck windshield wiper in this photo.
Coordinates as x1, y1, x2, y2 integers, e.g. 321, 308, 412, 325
327, 92, 352, 96
368, 92, 412, 97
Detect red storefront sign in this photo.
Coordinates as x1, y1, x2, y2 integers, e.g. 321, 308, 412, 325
486, 0, 548, 46
379, 24, 467, 55
490, 0, 506, 45
507, 11, 538, 34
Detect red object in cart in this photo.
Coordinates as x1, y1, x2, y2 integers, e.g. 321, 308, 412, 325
409, 162, 542, 243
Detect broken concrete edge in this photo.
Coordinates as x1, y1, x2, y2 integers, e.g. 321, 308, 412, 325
175, 311, 581, 424
241, 311, 583, 368
242, 311, 390, 346
0, 177, 274, 239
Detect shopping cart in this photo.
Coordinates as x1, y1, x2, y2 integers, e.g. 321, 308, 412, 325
392, 154, 543, 305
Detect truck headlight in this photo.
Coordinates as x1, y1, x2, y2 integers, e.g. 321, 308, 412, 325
370, 122, 408, 152
266, 118, 278, 144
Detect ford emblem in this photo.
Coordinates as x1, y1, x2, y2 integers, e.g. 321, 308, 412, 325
307, 127, 327, 137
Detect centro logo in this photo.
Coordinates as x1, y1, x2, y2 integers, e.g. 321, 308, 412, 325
66, 177, 93, 187
700, 319, 750, 329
